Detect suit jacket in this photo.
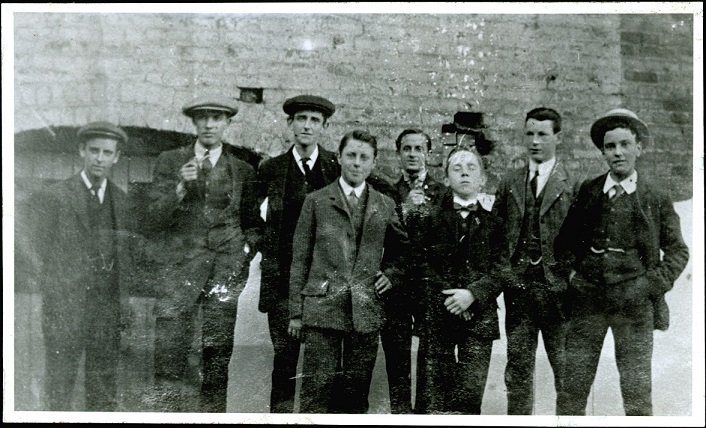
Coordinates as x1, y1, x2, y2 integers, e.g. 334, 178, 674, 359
35, 174, 135, 336
555, 172, 689, 330
493, 160, 580, 291
393, 174, 445, 221
289, 181, 410, 333
256, 146, 340, 312
409, 191, 510, 341
145, 142, 263, 317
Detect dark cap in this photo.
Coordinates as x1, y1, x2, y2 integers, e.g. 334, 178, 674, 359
182, 96, 239, 118
283, 95, 335, 117
590, 108, 651, 148
77, 121, 128, 144
441, 112, 485, 135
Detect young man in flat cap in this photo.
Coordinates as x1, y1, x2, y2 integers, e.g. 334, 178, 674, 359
255, 94, 340, 413
493, 107, 580, 414
146, 97, 263, 412
34, 121, 134, 411
555, 108, 689, 416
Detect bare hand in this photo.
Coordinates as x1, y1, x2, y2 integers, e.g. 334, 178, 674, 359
288, 319, 303, 341
406, 188, 426, 206
180, 158, 199, 182
375, 271, 393, 295
442, 289, 474, 315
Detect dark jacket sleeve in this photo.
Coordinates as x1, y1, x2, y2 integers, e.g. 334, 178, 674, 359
289, 194, 317, 320
468, 212, 510, 305
553, 179, 592, 275
381, 199, 410, 289
145, 151, 185, 232
239, 163, 264, 255
646, 191, 689, 294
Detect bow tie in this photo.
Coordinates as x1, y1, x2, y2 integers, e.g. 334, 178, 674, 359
453, 202, 478, 212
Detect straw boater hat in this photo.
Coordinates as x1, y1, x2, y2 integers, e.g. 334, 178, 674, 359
590, 108, 651, 148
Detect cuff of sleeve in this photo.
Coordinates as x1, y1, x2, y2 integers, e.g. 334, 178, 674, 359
176, 181, 186, 200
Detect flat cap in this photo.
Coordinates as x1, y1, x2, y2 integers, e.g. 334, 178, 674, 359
283, 95, 335, 117
590, 108, 651, 148
182, 96, 239, 117
77, 121, 128, 144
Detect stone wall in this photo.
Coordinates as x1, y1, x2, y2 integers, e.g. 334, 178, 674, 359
13, 13, 694, 199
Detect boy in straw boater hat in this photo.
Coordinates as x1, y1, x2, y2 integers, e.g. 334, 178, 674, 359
555, 108, 689, 415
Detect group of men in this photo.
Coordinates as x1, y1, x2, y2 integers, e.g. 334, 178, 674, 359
34, 92, 688, 416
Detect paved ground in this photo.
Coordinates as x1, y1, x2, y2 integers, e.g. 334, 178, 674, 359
10, 200, 698, 422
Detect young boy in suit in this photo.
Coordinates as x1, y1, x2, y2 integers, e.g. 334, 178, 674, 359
409, 147, 509, 414
288, 130, 409, 414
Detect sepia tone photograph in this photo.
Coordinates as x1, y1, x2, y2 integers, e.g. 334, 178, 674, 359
3, 2, 703, 425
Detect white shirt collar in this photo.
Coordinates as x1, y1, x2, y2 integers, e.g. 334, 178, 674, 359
528, 157, 556, 178
453, 194, 478, 207
80, 170, 107, 203
603, 170, 638, 195
195, 140, 223, 166
339, 176, 366, 198
293, 145, 319, 174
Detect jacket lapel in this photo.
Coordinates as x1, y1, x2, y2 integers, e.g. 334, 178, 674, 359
539, 162, 568, 217
510, 168, 527, 216
327, 181, 350, 219
68, 174, 93, 232
273, 148, 293, 207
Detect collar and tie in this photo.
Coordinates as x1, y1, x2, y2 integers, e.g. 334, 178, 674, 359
608, 183, 624, 201
90, 183, 102, 204
453, 201, 478, 219
347, 190, 360, 211
201, 149, 213, 173
301, 157, 312, 181
530, 169, 539, 197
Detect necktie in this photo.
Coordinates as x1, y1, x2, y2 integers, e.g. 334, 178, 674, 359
91, 183, 102, 204
301, 157, 312, 182
530, 170, 538, 197
407, 173, 421, 190
453, 202, 477, 219
608, 183, 624, 201
202, 150, 213, 173
348, 190, 360, 212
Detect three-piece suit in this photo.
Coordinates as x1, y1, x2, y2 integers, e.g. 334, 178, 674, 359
493, 160, 580, 414
409, 190, 509, 414
36, 173, 134, 411
146, 142, 262, 412
554, 173, 689, 415
381, 173, 445, 413
256, 146, 339, 412
289, 180, 409, 413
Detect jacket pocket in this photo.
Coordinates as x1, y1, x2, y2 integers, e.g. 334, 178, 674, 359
302, 279, 330, 296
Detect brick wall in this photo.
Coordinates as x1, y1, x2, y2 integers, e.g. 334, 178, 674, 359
13, 13, 694, 200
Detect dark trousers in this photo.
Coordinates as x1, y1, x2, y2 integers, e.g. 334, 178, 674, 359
504, 265, 568, 415
557, 276, 654, 416
415, 328, 493, 414
266, 300, 301, 413
154, 290, 239, 413
299, 327, 379, 414
44, 274, 120, 411
380, 301, 414, 414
